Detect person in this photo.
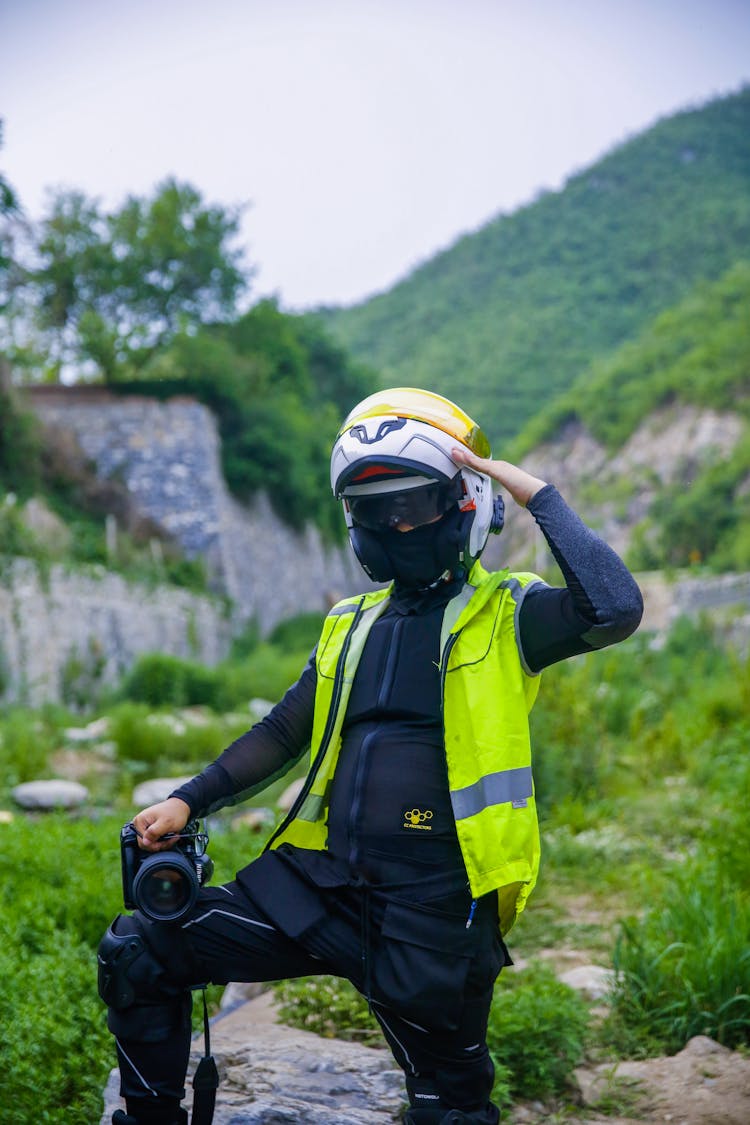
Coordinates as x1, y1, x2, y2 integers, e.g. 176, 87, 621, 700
98, 387, 643, 1125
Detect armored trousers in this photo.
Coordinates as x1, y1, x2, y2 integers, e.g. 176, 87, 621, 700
102, 863, 507, 1121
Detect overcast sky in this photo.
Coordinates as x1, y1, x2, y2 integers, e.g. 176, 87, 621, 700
2, 0, 749, 309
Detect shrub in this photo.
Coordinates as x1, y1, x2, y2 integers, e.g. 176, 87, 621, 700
108, 701, 247, 771
487, 963, 589, 1102
274, 975, 381, 1043
121, 652, 222, 709
267, 611, 324, 655
0, 708, 55, 789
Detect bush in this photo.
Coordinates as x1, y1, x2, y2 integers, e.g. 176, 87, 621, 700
487, 963, 589, 1103
274, 975, 381, 1043
108, 701, 247, 771
267, 611, 324, 655
121, 652, 223, 709
215, 644, 310, 709
0, 708, 56, 790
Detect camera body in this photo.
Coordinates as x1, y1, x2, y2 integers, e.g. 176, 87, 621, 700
121, 819, 214, 923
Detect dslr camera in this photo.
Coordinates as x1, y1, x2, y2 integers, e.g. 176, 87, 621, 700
121, 819, 214, 923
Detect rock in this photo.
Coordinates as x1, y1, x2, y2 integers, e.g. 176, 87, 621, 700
101, 992, 406, 1125
0, 810, 15, 823
11, 779, 89, 809
558, 964, 614, 1000
277, 778, 305, 812
231, 809, 275, 832
249, 698, 275, 720
131, 777, 194, 807
220, 981, 267, 1010
574, 1034, 750, 1124
64, 716, 112, 742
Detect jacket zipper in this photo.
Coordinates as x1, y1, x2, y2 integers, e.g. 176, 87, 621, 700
264, 597, 365, 851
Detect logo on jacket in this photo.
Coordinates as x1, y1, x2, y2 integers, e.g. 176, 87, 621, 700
403, 807, 433, 830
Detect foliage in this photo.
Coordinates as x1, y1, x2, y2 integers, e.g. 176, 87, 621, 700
30, 179, 248, 381
630, 430, 750, 571
0, 708, 56, 787
323, 87, 750, 445
523, 260, 750, 452
267, 610, 325, 654
274, 975, 381, 1042
120, 300, 374, 537
0, 387, 43, 495
530, 616, 749, 817
488, 963, 589, 1102
122, 652, 225, 710
607, 860, 750, 1054
274, 962, 588, 1107
0, 815, 122, 1123
0, 813, 265, 1125
107, 701, 248, 771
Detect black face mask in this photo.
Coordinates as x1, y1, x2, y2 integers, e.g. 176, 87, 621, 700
350, 506, 471, 588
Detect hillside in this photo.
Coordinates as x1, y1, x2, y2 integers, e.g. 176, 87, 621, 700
320, 87, 750, 445
483, 264, 750, 576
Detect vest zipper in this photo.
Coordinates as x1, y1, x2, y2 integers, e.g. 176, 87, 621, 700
348, 727, 377, 868
264, 597, 365, 851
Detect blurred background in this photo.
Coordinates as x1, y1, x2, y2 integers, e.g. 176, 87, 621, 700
1, 3, 749, 1123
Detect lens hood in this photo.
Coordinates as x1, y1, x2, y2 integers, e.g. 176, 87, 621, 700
132, 850, 199, 923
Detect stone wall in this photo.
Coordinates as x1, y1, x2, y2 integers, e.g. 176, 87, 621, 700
27, 387, 370, 633
0, 558, 231, 707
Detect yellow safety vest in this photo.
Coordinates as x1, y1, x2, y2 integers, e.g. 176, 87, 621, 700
266, 560, 544, 933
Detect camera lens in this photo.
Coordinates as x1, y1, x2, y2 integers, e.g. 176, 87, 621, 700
132, 852, 199, 922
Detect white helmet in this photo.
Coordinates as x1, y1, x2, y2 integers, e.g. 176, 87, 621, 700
331, 387, 503, 582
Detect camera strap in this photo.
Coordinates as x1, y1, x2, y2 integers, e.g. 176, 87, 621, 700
191, 987, 219, 1125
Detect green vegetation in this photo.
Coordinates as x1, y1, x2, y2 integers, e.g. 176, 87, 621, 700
0, 614, 748, 1121
516, 260, 750, 453
2, 171, 375, 538
322, 87, 750, 445
275, 962, 589, 1111
116, 299, 373, 537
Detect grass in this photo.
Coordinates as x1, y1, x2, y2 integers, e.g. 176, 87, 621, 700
0, 614, 748, 1121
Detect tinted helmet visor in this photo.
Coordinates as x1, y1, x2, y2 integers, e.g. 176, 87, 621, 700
348, 478, 462, 532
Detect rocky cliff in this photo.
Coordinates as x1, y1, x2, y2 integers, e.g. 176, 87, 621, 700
0, 557, 231, 707
27, 387, 370, 633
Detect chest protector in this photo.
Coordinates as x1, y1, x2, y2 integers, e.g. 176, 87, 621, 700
266, 561, 544, 933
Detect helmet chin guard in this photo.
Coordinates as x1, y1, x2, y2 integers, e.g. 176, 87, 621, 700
331, 388, 500, 578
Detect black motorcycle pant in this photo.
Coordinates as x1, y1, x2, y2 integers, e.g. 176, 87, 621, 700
103, 876, 506, 1121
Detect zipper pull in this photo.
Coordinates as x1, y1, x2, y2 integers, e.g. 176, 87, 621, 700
466, 899, 477, 929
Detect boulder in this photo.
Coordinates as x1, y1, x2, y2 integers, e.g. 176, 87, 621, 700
132, 777, 194, 807
277, 778, 305, 812
101, 991, 406, 1125
558, 964, 615, 1000
12, 779, 89, 809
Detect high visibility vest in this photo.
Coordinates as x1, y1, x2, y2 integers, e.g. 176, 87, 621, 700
266, 560, 544, 933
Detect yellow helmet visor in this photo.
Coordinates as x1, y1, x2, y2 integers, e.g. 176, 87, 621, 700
339, 387, 491, 460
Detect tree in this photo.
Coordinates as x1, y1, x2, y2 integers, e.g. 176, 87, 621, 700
32, 178, 250, 381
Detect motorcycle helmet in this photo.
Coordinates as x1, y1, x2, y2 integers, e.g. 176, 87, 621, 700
331, 387, 504, 584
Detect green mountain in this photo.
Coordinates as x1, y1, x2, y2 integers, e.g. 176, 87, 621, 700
500, 262, 750, 574
320, 87, 750, 447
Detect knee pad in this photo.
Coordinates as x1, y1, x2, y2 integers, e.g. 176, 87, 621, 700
98, 914, 153, 1010
98, 914, 193, 1043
